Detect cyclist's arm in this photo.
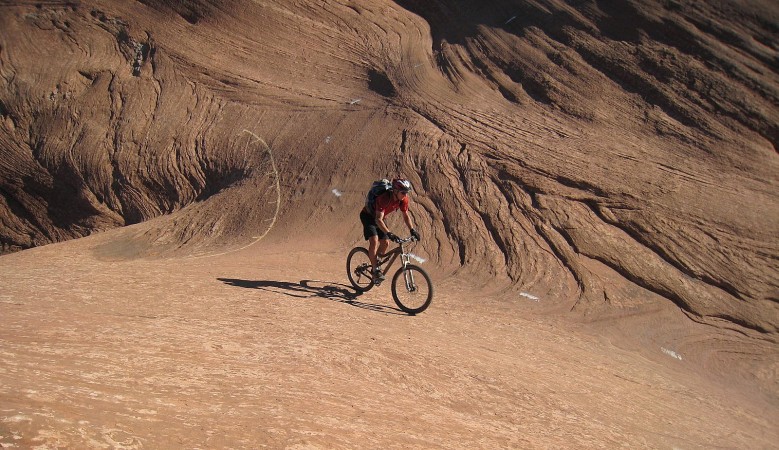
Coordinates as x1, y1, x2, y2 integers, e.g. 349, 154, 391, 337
401, 209, 415, 231
375, 210, 391, 234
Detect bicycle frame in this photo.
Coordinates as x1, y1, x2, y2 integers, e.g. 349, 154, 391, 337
376, 241, 400, 273
377, 238, 417, 288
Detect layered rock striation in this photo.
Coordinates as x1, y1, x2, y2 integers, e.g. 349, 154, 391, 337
1, 0, 777, 332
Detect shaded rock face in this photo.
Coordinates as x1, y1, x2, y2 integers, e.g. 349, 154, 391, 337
0, 0, 777, 332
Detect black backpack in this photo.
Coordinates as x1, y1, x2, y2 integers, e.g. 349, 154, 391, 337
364, 179, 392, 214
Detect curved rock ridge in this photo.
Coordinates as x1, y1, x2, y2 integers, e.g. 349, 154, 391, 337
0, 0, 777, 333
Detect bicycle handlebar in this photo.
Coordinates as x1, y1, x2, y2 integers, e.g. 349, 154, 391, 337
392, 236, 418, 244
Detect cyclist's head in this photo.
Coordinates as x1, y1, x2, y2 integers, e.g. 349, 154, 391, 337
392, 178, 412, 193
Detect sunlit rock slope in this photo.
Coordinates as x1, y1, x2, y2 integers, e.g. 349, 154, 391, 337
1, 0, 777, 333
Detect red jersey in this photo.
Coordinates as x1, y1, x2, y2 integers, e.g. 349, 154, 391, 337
373, 192, 408, 216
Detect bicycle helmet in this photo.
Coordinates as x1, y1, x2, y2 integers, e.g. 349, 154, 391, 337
392, 178, 412, 193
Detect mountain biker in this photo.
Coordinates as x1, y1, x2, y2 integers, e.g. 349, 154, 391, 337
360, 178, 420, 283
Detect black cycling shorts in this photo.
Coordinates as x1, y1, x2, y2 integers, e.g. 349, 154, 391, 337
360, 210, 388, 240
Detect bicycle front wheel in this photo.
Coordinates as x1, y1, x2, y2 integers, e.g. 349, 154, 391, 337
347, 247, 375, 292
391, 264, 433, 315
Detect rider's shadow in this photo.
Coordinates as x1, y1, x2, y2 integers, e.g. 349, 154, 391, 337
217, 278, 403, 314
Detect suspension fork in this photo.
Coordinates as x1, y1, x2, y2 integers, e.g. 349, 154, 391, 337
398, 243, 417, 290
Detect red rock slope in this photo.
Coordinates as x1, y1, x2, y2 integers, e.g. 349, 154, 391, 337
1, 0, 777, 333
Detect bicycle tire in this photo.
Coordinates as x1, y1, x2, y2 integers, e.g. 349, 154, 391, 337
346, 247, 375, 292
391, 264, 433, 314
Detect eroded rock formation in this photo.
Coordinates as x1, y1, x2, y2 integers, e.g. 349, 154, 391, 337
1, 0, 777, 333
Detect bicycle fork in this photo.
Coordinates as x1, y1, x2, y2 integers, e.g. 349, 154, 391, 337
400, 253, 417, 292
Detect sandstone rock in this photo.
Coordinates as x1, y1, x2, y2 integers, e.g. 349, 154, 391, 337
1, 0, 777, 333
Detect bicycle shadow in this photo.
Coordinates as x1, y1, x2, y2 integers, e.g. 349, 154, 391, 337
217, 278, 405, 315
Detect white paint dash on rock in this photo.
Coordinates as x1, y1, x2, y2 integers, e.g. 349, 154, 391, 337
520, 292, 540, 301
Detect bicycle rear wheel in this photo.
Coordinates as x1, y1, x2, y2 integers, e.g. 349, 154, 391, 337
391, 264, 433, 314
346, 247, 375, 292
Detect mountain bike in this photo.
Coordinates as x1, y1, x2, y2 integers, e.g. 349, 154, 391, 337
346, 236, 433, 315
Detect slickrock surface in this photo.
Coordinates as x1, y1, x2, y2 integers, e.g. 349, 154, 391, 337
2, 231, 778, 448
1, 0, 777, 447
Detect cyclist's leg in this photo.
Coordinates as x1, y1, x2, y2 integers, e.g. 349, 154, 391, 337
377, 238, 390, 260
367, 235, 380, 271
361, 210, 382, 276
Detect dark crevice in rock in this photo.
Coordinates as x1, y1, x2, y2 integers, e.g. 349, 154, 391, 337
711, 314, 773, 335
367, 69, 397, 98
399, 129, 408, 154
498, 63, 553, 106
194, 166, 250, 202
596, 2, 653, 43
136, 0, 215, 26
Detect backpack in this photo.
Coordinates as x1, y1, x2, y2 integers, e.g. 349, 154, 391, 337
364, 179, 392, 214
